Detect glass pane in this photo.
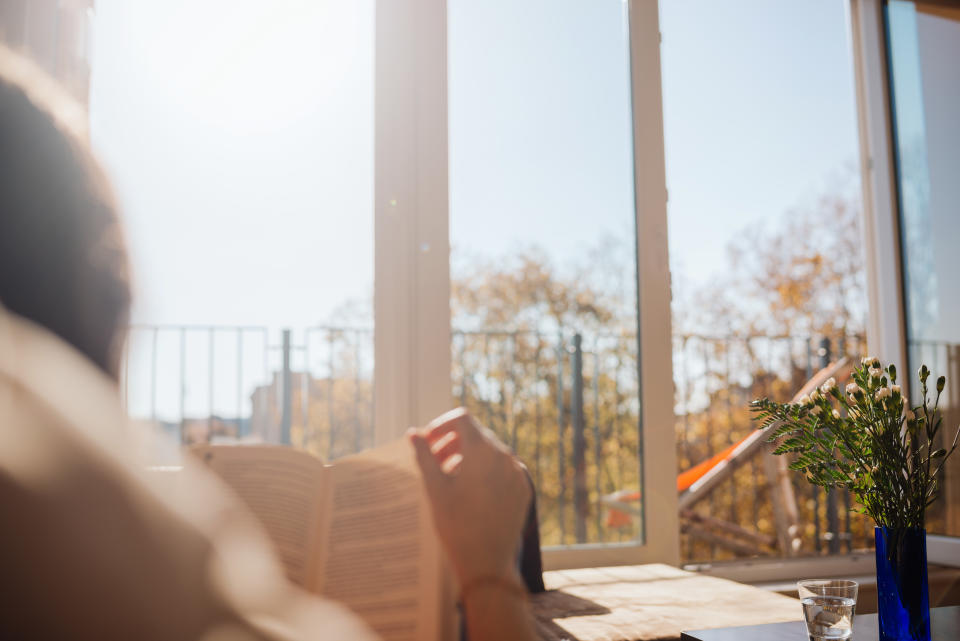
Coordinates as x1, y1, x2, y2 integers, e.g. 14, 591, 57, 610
661, 0, 869, 563
887, 0, 960, 538
448, 0, 642, 546
90, 0, 374, 464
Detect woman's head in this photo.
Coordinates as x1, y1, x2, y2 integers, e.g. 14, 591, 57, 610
0, 47, 131, 381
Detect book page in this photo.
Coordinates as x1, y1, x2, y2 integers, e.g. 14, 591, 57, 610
313, 439, 450, 641
192, 445, 325, 588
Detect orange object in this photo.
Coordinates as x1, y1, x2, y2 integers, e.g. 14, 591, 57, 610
676, 437, 746, 492
605, 501, 636, 528
604, 430, 758, 528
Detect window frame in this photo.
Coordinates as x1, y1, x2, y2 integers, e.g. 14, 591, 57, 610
372, 0, 680, 570
373, 0, 453, 441
689, 0, 960, 579
850, 0, 908, 374
850, 0, 960, 567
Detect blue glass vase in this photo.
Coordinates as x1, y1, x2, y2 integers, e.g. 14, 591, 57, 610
874, 527, 931, 641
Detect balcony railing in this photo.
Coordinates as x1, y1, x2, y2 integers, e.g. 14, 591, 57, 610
124, 324, 881, 562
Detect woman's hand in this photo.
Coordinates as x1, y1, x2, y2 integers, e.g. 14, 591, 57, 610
408, 408, 531, 587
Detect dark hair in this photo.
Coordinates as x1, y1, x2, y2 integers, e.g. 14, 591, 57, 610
0, 48, 131, 380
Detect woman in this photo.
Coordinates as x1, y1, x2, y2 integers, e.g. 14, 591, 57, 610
0, 46, 536, 641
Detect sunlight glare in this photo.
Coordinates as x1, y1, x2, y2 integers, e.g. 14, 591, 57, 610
148, 0, 362, 132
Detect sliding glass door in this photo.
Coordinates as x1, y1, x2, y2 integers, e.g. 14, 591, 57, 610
662, 0, 870, 566
89, 0, 675, 567
448, 0, 647, 554
379, 0, 677, 567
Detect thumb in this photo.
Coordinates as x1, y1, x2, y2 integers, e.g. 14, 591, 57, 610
409, 430, 446, 497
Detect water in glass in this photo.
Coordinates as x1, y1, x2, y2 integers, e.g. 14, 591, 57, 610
801, 594, 855, 640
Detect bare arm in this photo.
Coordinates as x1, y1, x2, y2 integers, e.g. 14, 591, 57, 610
409, 408, 537, 641
461, 575, 537, 641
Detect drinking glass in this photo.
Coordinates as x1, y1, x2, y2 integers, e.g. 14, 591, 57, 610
797, 579, 858, 641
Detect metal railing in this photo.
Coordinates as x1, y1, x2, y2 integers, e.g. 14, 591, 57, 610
123, 325, 374, 458
124, 324, 880, 561
672, 333, 870, 561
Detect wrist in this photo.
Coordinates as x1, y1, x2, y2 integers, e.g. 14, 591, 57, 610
459, 569, 526, 604
455, 558, 518, 590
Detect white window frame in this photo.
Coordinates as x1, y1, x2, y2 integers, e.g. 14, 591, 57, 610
373, 0, 679, 570
686, 552, 877, 584
851, 0, 907, 374
373, 0, 452, 441
543, 0, 679, 570
850, 0, 960, 568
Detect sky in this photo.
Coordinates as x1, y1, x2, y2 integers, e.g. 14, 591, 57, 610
659, 0, 860, 279
89, 0, 862, 420
90, 0, 375, 329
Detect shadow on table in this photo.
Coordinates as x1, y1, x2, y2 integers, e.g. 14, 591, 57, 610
531, 589, 611, 641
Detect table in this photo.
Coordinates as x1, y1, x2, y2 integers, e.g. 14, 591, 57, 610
531, 564, 801, 641
681, 605, 960, 640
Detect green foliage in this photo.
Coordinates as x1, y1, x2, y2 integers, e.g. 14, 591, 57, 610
753, 359, 960, 529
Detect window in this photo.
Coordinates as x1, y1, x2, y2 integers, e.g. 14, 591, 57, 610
82, 0, 950, 574
661, 0, 870, 564
449, 0, 643, 550
444, 0, 675, 565
886, 0, 960, 539
91, 0, 375, 463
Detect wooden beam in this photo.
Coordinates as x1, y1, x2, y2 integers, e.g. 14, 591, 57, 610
763, 440, 803, 556
678, 359, 853, 511
680, 509, 777, 550
680, 522, 764, 558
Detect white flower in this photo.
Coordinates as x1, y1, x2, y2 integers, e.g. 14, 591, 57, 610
891, 385, 901, 396
821, 378, 837, 394
869, 367, 882, 379
846, 383, 861, 396
875, 387, 890, 401
810, 406, 823, 416
811, 389, 821, 402
798, 395, 811, 406
832, 409, 841, 419
862, 356, 876, 367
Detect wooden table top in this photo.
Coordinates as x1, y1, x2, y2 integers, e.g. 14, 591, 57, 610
681, 605, 960, 641
531, 564, 801, 641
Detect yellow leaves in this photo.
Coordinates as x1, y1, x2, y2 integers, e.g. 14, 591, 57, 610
685, 186, 866, 339
451, 244, 630, 334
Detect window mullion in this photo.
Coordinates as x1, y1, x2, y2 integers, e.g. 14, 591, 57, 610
374, 0, 451, 443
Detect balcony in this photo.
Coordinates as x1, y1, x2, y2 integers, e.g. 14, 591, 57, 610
125, 324, 908, 565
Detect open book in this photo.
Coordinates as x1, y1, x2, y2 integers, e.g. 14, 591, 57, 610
191, 439, 456, 641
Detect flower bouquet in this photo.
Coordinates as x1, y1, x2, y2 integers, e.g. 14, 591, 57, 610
751, 358, 960, 641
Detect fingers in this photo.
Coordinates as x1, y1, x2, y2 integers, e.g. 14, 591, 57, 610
440, 452, 463, 475
516, 463, 533, 507
408, 429, 446, 494
424, 408, 481, 445
431, 431, 462, 463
